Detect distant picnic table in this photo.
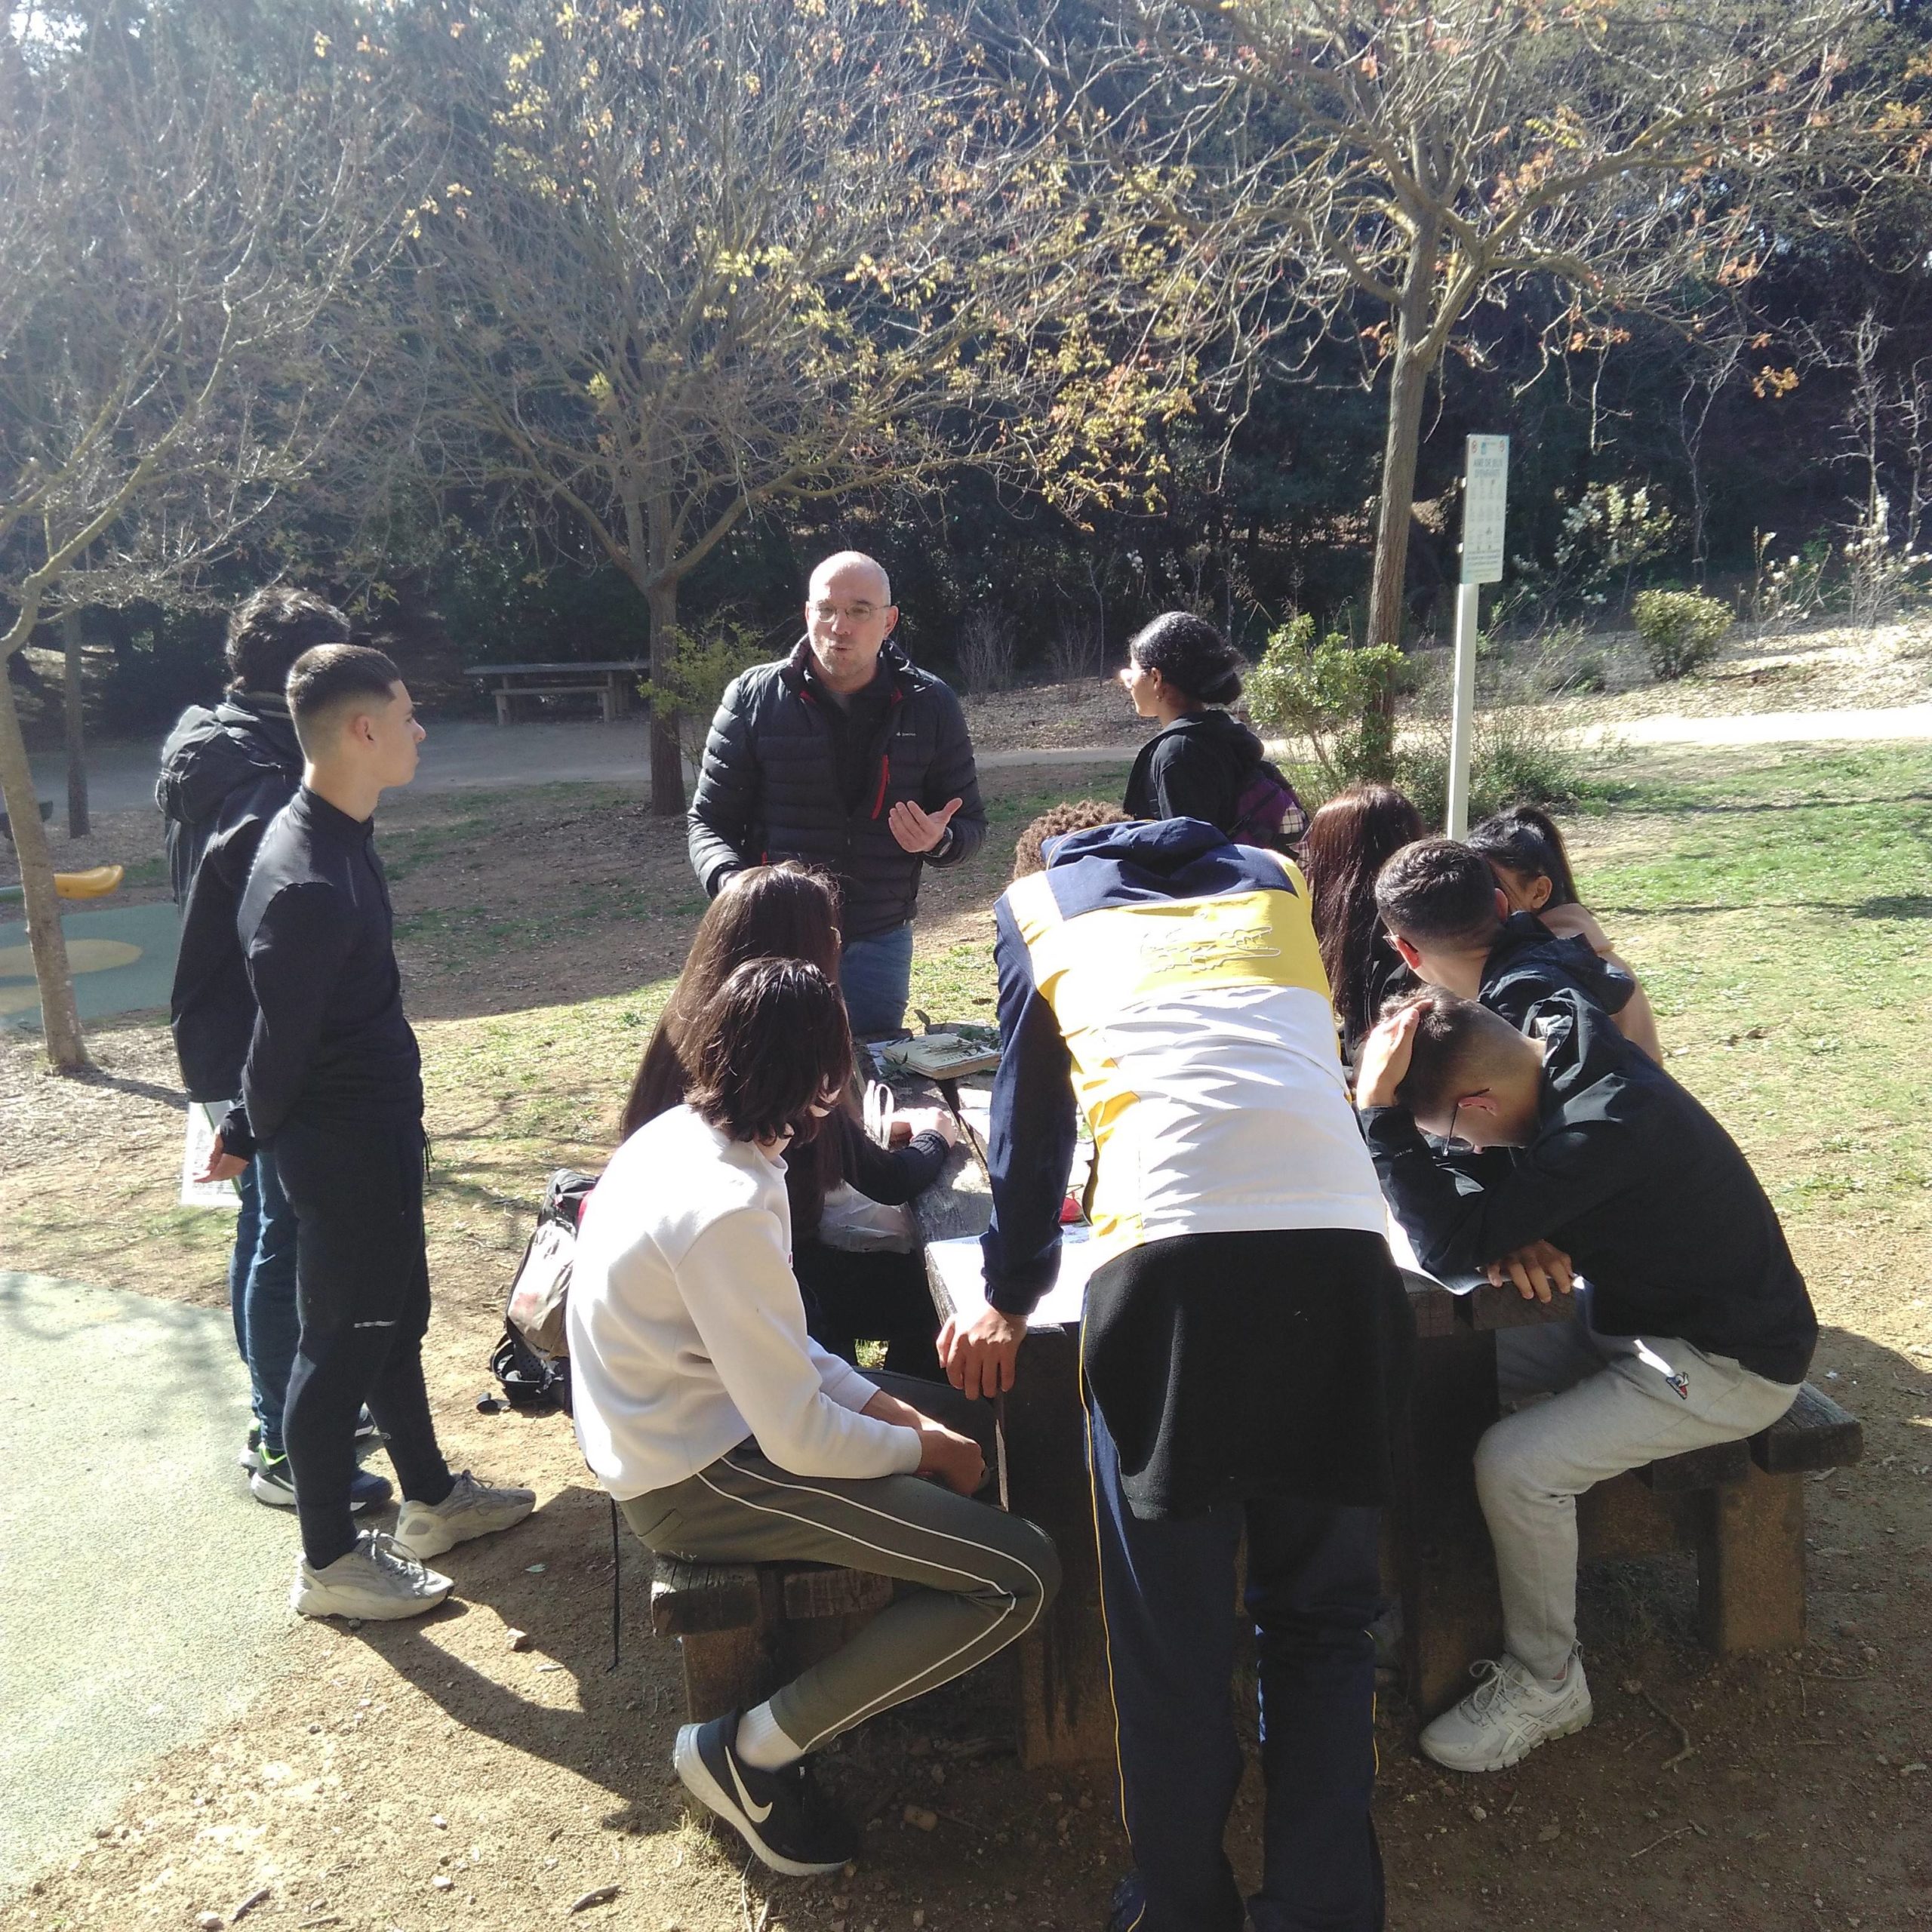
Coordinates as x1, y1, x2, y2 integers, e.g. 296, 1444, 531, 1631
463, 660, 647, 725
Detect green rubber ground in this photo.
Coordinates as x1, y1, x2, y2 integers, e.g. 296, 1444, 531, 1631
0, 899, 180, 1030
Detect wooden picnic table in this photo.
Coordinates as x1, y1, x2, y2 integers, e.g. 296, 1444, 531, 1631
893, 1057, 1857, 1755
463, 660, 647, 725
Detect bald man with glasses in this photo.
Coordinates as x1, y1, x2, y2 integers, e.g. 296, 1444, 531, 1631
687, 552, 986, 1035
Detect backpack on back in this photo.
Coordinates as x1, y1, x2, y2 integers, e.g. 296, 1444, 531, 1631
490, 1168, 598, 1414
1229, 758, 1310, 853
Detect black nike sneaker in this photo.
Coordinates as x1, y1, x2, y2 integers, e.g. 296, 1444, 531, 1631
672, 1711, 857, 1878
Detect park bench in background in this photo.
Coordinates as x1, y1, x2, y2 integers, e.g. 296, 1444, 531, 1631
463, 660, 646, 725
651, 1556, 894, 1724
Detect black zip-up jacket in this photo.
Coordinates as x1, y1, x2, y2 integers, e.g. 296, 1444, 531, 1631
155, 694, 303, 1103
686, 639, 986, 940
1364, 991, 1817, 1384
786, 1110, 952, 1241
1121, 708, 1265, 833
229, 788, 423, 1157
1481, 909, 1636, 1027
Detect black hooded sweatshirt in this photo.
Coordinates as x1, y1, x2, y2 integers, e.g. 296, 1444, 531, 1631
1481, 909, 1637, 1029
1364, 990, 1817, 1385
1121, 709, 1266, 835
155, 694, 304, 1103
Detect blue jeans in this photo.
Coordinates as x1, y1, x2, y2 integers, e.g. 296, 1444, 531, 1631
839, 921, 914, 1037
1088, 1402, 1386, 1932
228, 1144, 302, 1458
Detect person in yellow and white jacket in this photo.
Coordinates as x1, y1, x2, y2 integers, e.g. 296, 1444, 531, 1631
942, 804, 1411, 1932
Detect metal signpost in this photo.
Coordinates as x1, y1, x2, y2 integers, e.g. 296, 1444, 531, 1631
1448, 434, 1509, 838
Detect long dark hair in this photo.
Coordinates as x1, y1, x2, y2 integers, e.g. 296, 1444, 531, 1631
620, 864, 843, 1140
1126, 611, 1244, 707
686, 960, 854, 1145
1300, 783, 1427, 1048
1469, 804, 1579, 908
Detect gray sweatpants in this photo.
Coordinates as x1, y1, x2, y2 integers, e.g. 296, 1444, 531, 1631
620, 1377, 1059, 1754
1479, 1300, 1798, 1680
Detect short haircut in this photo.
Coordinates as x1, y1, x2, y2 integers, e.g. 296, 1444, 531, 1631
226, 587, 351, 694
685, 958, 854, 1143
1012, 799, 1131, 879
1389, 989, 1535, 1118
1374, 838, 1503, 949
1126, 610, 1244, 706
287, 643, 404, 756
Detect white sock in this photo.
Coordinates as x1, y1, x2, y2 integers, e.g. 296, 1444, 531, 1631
734, 1702, 804, 1772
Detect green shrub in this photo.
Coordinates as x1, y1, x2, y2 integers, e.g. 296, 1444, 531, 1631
638, 623, 770, 765
1632, 589, 1731, 680
1246, 614, 1404, 787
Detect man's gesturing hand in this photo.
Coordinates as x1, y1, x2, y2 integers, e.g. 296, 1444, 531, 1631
1486, 1238, 1575, 1303
1355, 1003, 1423, 1109
937, 1305, 1027, 1400
888, 796, 961, 855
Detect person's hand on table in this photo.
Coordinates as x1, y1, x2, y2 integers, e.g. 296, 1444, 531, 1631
938, 1305, 1028, 1400
888, 796, 961, 855
195, 1129, 248, 1186
1486, 1239, 1574, 1303
894, 1106, 959, 1148
1354, 1003, 1423, 1109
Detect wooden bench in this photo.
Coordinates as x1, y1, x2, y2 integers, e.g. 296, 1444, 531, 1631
463, 660, 646, 725
1577, 1380, 1862, 1657
650, 1556, 895, 1723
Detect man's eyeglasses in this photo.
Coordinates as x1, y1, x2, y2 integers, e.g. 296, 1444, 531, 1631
1444, 1088, 1491, 1155
811, 601, 880, 621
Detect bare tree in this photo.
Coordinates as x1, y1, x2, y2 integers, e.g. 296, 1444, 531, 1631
407, 0, 1189, 814
0, 7, 414, 1070
1117, 0, 1898, 651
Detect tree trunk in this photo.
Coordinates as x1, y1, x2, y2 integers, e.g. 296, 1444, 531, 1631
1367, 216, 1444, 656
0, 650, 91, 1071
63, 608, 91, 838
645, 574, 685, 818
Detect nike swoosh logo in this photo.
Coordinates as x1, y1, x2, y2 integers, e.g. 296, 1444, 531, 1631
728, 1752, 773, 1823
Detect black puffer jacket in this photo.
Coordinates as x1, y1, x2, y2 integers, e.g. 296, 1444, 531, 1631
687, 639, 986, 940
155, 694, 303, 1102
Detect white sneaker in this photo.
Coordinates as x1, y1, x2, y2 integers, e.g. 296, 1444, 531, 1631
392, 1469, 536, 1559
291, 1531, 454, 1620
1420, 1651, 1592, 1772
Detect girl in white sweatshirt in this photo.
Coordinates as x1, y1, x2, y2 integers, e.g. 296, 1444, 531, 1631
568, 958, 1057, 1879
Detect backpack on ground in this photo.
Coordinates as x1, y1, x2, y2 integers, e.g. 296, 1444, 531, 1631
1229, 757, 1311, 854
491, 1168, 598, 1415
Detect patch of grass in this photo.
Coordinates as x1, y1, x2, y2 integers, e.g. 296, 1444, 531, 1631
1565, 744, 1932, 1235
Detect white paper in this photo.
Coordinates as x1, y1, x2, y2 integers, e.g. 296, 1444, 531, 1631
180, 1103, 243, 1211
926, 1226, 1107, 1330
1384, 1210, 1489, 1296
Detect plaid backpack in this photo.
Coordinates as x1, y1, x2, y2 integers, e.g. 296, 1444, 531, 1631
1229, 758, 1311, 853
489, 1168, 598, 1414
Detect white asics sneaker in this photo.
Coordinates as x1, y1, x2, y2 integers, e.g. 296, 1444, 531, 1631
291, 1531, 454, 1620
1420, 1651, 1593, 1772
392, 1469, 536, 1559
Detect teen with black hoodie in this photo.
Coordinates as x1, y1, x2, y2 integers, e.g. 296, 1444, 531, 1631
156, 589, 389, 1514
1118, 611, 1308, 844
1358, 990, 1814, 1775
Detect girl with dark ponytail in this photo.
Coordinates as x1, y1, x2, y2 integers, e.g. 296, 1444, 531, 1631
1118, 611, 1306, 843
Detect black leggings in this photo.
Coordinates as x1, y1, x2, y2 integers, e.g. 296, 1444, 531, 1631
793, 1241, 944, 1380
275, 1117, 454, 1569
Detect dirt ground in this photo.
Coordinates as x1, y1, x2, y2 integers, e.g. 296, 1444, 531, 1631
2, 752, 1930, 1930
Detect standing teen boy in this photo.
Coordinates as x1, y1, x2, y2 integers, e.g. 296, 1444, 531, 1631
1356, 990, 1814, 1773
947, 804, 1411, 1932
213, 645, 534, 1619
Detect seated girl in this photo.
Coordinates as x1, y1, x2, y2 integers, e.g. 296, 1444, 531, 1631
1469, 804, 1663, 1062
621, 863, 957, 1376
1299, 782, 1427, 1063
569, 958, 1057, 1877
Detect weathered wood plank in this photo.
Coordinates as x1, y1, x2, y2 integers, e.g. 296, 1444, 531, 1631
1697, 1465, 1807, 1654
1749, 1381, 1863, 1474
780, 1564, 895, 1621
1638, 1437, 1752, 1493
650, 1556, 762, 1637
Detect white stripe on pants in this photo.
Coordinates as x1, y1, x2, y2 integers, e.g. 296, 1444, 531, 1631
1478, 1300, 1798, 1680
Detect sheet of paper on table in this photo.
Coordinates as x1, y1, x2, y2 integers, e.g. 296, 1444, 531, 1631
927, 1226, 1103, 1329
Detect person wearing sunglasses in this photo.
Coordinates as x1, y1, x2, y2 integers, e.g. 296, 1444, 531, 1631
1355, 989, 1815, 1778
